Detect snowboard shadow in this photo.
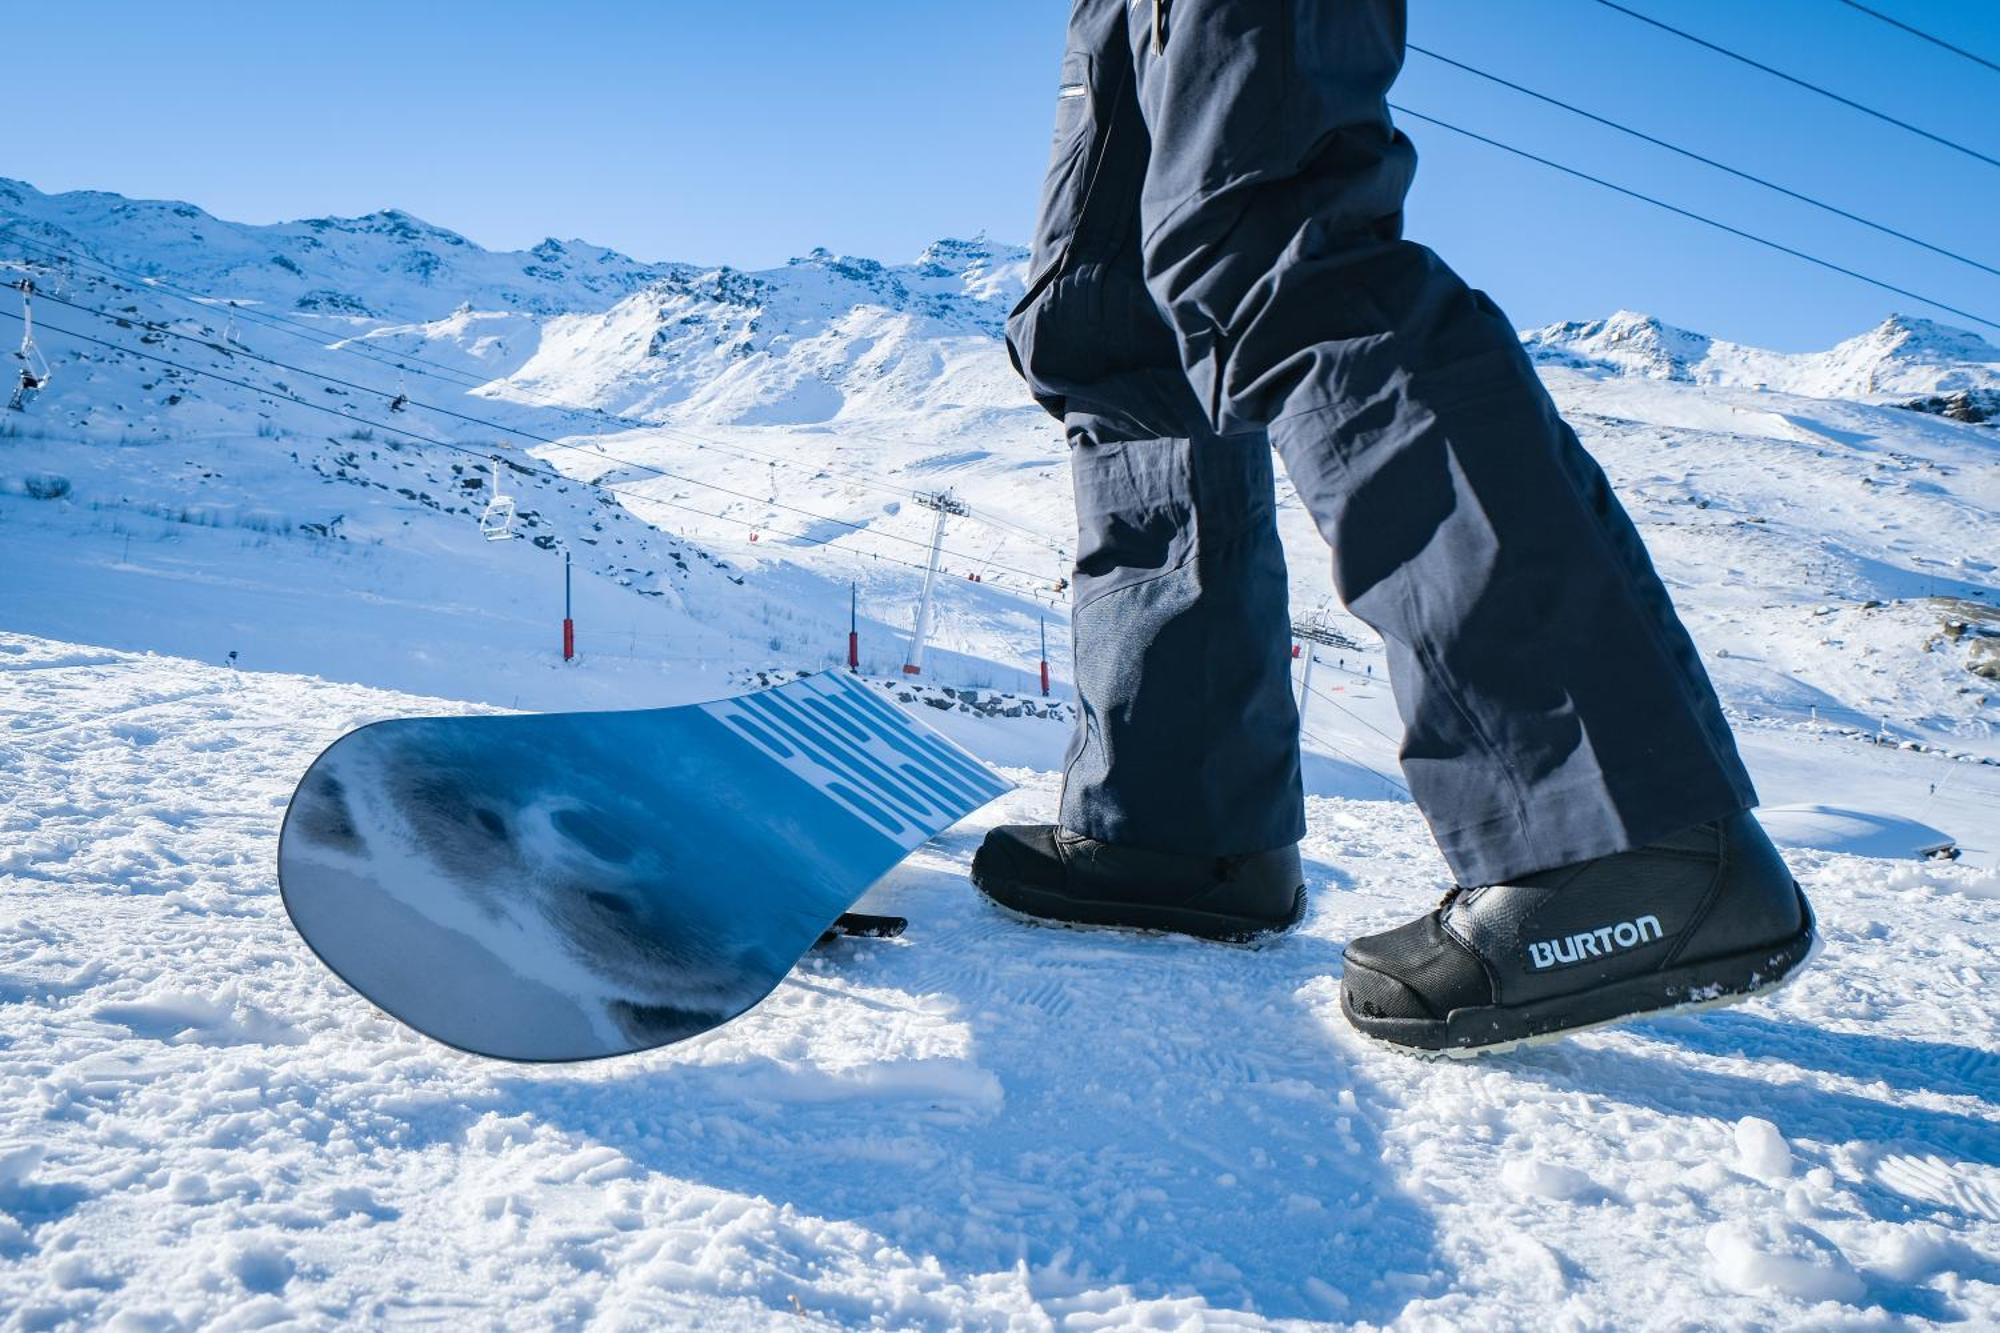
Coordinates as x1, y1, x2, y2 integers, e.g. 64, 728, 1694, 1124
491, 856, 1439, 1326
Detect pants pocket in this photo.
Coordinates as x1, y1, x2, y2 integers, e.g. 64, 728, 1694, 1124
1070, 436, 1196, 609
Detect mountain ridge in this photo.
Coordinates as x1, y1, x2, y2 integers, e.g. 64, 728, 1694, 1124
10, 178, 1997, 436
1522, 308, 2000, 402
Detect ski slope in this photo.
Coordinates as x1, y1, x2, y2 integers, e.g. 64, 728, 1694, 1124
1, 179, 1998, 1326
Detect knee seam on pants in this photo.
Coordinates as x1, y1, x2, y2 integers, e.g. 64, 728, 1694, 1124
1071, 543, 1201, 614
1539, 426, 1751, 795
1061, 550, 1201, 836
1284, 408, 1540, 861
1397, 574, 1537, 858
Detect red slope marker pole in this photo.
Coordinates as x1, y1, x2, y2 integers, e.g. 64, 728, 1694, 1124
1038, 615, 1050, 698
562, 548, 576, 662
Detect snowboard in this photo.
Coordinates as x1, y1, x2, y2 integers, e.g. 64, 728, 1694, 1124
278, 670, 1013, 1061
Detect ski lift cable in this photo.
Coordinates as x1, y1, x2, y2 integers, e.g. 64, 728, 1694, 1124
0, 227, 473, 391
1407, 44, 2000, 280
1591, 0, 2000, 171
0, 228, 1066, 559
1300, 723, 1412, 799
0, 226, 1063, 551
0, 302, 962, 579
1388, 104, 2000, 334
0, 305, 1052, 591
25, 286, 1056, 583
1303, 677, 1404, 750
0, 227, 495, 388
685, 420, 1070, 548
1834, 0, 2000, 77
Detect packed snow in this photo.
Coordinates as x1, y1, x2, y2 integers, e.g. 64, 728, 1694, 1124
1, 179, 1996, 1328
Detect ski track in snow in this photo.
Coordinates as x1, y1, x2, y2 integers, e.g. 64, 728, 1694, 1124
0, 635, 1994, 1329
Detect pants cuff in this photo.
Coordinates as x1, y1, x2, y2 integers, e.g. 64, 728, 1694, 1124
1427, 764, 1757, 887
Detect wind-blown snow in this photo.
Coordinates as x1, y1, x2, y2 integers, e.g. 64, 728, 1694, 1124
0, 178, 1996, 1327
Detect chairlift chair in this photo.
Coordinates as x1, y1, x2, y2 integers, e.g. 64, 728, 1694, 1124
479, 456, 516, 541
8, 280, 50, 411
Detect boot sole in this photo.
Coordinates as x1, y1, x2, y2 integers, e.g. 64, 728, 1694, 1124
971, 874, 1307, 945
1345, 886, 1819, 1058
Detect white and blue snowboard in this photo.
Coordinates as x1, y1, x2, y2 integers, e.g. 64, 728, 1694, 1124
278, 671, 1013, 1062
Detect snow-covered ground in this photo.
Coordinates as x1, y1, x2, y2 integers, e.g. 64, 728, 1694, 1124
1, 179, 1997, 1327
1, 636, 1994, 1328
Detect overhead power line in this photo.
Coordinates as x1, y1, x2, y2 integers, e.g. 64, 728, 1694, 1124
1591, 0, 2000, 170
0, 304, 1046, 593
1835, 0, 2000, 76
1390, 103, 2000, 333
1407, 43, 2000, 280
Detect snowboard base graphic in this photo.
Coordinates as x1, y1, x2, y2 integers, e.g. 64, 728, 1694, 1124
278, 671, 1012, 1061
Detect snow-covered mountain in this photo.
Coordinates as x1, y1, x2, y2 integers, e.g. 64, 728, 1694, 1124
3, 177, 1036, 436
1524, 308, 2000, 410
490, 238, 1030, 430
2, 179, 1998, 1329
0, 177, 672, 320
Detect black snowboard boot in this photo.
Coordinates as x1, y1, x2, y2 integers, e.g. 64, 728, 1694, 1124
1341, 812, 1816, 1056
970, 826, 1306, 942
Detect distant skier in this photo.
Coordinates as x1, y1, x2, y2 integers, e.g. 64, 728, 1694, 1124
973, 0, 1816, 1054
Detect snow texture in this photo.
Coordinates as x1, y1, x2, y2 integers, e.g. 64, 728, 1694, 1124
0, 179, 1996, 1327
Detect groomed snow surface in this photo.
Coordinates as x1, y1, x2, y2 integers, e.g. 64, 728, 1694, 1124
1, 636, 1995, 1329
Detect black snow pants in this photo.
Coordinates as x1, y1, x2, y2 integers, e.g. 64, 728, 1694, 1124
1006, 0, 1757, 886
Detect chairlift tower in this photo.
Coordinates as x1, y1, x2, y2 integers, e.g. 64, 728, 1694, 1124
1292, 615, 1346, 730
903, 490, 969, 676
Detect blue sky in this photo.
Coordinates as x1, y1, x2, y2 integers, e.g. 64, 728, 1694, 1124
11, 0, 1998, 350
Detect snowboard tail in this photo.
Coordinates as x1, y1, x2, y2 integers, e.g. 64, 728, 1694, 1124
278, 671, 1012, 1061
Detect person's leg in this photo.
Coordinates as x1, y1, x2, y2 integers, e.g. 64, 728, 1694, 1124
1115, 0, 1812, 1046
1061, 430, 1300, 859
1122, 0, 1751, 886
973, 0, 1304, 937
